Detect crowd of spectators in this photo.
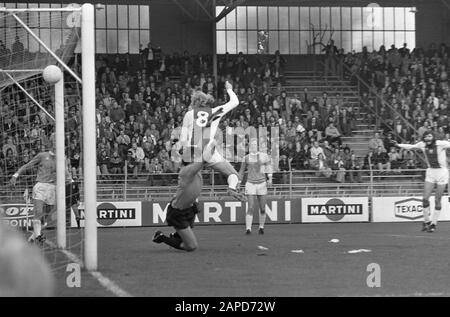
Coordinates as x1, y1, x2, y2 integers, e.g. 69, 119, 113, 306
319, 39, 449, 174
2, 40, 447, 186
343, 42, 449, 173
0, 41, 361, 185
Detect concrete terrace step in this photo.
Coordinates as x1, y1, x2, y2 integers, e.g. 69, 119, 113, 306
283, 82, 355, 86
283, 87, 358, 92
284, 73, 340, 77
343, 141, 372, 146
349, 136, 375, 141
282, 70, 378, 160
284, 78, 353, 83
281, 84, 358, 90
282, 89, 359, 97
352, 128, 380, 132
284, 82, 355, 87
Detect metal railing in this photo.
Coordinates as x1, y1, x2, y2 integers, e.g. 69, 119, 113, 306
0, 168, 428, 204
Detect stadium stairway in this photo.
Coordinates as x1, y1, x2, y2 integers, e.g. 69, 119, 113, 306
280, 68, 424, 190
282, 69, 379, 159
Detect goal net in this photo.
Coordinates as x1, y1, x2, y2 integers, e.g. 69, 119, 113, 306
0, 4, 97, 272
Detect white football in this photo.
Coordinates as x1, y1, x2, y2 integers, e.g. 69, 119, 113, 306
42, 65, 62, 84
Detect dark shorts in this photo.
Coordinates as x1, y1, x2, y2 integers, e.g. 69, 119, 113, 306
166, 203, 199, 230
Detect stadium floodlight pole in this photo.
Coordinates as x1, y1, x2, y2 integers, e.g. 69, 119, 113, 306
2, 71, 56, 121
11, 13, 82, 84
81, 3, 97, 272
55, 74, 66, 249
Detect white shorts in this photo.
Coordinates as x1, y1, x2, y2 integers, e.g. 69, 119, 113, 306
425, 168, 449, 186
32, 182, 56, 206
245, 181, 267, 196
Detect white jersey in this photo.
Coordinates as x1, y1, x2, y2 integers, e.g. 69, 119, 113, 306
398, 140, 450, 169
179, 88, 239, 149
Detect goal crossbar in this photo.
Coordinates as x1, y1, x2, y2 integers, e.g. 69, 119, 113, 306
10, 13, 82, 84
0, 7, 82, 12
0, 69, 44, 73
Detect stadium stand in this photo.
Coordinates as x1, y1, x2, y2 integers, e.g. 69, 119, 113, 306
1, 40, 448, 200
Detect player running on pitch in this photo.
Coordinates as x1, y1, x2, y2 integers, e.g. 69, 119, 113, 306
239, 138, 273, 235
394, 131, 450, 232
153, 81, 245, 251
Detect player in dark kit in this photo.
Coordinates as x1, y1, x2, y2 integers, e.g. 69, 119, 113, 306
66, 180, 81, 228
153, 81, 245, 251
395, 131, 450, 232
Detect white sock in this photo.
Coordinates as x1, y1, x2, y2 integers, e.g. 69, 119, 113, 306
245, 214, 253, 231
28, 232, 36, 241
227, 174, 238, 190
33, 219, 42, 237
432, 209, 441, 225
423, 207, 431, 223
259, 211, 266, 229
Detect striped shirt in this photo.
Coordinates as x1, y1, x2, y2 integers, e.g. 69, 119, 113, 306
398, 140, 450, 169
179, 89, 239, 151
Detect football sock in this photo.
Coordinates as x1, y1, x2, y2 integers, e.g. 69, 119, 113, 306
227, 174, 239, 190
28, 232, 36, 242
432, 208, 441, 226
259, 210, 266, 229
423, 206, 431, 223
33, 219, 42, 237
246, 214, 253, 231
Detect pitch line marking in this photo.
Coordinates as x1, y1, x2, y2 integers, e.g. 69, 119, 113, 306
45, 240, 133, 297
373, 234, 450, 241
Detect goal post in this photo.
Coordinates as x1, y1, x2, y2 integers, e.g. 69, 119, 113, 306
55, 71, 65, 250
0, 3, 97, 271
81, 3, 97, 272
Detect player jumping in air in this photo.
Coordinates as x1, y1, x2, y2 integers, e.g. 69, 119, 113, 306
153, 81, 245, 251
395, 131, 450, 232
239, 138, 273, 235
10, 140, 71, 244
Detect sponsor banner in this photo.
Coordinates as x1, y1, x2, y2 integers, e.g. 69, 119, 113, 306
372, 196, 450, 222
0, 204, 34, 229
71, 201, 142, 228
301, 197, 369, 223
142, 199, 302, 226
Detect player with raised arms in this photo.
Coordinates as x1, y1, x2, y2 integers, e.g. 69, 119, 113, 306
153, 81, 245, 251
394, 131, 450, 232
